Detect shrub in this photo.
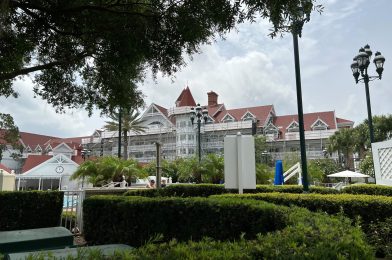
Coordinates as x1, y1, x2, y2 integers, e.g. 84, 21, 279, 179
124, 184, 338, 198
214, 192, 392, 258
83, 195, 373, 259
343, 184, 392, 196
213, 192, 392, 223
0, 191, 63, 231
84, 196, 288, 246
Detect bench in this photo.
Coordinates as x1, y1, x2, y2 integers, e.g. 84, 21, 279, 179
0, 227, 74, 254
6, 244, 133, 260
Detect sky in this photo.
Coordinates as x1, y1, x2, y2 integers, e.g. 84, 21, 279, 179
1, 0, 392, 138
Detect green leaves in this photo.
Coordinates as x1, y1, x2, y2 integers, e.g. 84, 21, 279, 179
1, 1, 322, 114
0, 113, 20, 161
71, 156, 147, 186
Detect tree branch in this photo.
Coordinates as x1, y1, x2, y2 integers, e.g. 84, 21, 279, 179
0, 53, 89, 81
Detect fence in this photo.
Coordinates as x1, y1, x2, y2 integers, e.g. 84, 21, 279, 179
61, 190, 85, 234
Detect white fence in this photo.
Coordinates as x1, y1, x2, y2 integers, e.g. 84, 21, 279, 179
372, 139, 392, 185
62, 190, 85, 234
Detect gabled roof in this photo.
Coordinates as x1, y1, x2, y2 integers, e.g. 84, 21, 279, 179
19, 132, 58, 149
215, 105, 274, 125
336, 117, 354, 124
154, 104, 168, 117
175, 86, 196, 107
274, 111, 337, 138
21, 155, 52, 173
0, 163, 12, 173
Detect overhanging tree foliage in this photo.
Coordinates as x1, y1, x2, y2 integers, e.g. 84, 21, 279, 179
0, 113, 20, 161
0, 0, 320, 114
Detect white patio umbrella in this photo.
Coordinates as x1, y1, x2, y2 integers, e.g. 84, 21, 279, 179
327, 170, 370, 178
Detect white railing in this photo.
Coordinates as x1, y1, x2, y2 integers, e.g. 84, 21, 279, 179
62, 190, 85, 234
100, 181, 128, 188
168, 106, 192, 117
203, 121, 253, 132
285, 129, 337, 141
283, 162, 302, 184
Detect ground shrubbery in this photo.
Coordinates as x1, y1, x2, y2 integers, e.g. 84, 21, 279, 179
214, 192, 392, 258
342, 184, 392, 196
83, 195, 373, 258
0, 191, 63, 231
124, 184, 337, 198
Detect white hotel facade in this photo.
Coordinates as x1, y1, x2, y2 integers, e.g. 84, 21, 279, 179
82, 87, 354, 162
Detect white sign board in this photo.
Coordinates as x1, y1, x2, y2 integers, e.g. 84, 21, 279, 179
224, 133, 256, 193
372, 139, 392, 186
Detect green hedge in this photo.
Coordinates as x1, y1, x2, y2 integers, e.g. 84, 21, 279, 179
213, 192, 392, 224
20, 232, 374, 260
83, 195, 372, 259
0, 191, 63, 231
343, 184, 392, 196
124, 184, 337, 197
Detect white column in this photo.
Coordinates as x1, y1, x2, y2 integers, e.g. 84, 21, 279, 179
38, 177, 41, 190
236, 132, 243, 194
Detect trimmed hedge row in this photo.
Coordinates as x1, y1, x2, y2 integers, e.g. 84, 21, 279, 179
0, 191, 63, 231
83, 195, 373, 259
343, 184, 392, 196
213, 192, 392, 223
124, 184, 338, 197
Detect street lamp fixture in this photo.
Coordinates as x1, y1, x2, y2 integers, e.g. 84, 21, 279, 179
190, 103, 208, 163
351, 44, 386, 143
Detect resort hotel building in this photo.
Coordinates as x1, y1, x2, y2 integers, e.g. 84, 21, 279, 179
82, 87, 354, 162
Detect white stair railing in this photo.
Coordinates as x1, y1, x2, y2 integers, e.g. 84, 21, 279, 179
283, 162, 302, 185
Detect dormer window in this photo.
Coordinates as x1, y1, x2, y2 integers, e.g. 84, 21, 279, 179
311, 119, 328, 131
287, 121, 299, 132
242, 111, 255, 121
222, 114, 235, 123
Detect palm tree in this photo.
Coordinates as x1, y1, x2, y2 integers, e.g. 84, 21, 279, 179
327, 128, 355, 169
71, 156, 147, 186
104, 108, 146, 160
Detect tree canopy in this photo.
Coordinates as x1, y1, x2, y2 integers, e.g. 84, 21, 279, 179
0, 0, 319, 114
0, 113, 20, 161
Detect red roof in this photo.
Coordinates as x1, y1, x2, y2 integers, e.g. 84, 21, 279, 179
273, 111, 337, 138
336, 117, 354, 124
21, 155, 52, 173
0, 163, 12, 173
175, 87, 196, 107
19, 132, 58, 149
215, 105, 274, 124
154, 104, 168, 117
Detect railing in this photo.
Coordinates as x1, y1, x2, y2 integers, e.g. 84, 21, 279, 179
100, 181, 128, 188
167, 106, 192, 117
203, 121, 253, 132
62, 190, 85, 235
285, 129, 337, 141
283, 162, 302, 184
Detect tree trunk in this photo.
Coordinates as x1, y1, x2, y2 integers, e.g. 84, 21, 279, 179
123, 129, 128, 160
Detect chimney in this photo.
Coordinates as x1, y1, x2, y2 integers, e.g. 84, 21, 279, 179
207, 91, 218, 106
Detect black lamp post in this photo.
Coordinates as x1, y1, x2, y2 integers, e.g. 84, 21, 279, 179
290, 0, 311, 192
351, 45, 386, 144
81, 148, 91, 188
190, 103, 208, 163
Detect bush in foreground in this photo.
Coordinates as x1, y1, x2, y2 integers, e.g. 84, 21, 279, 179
0, 191, 63, 231
83, 195, 373, 258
